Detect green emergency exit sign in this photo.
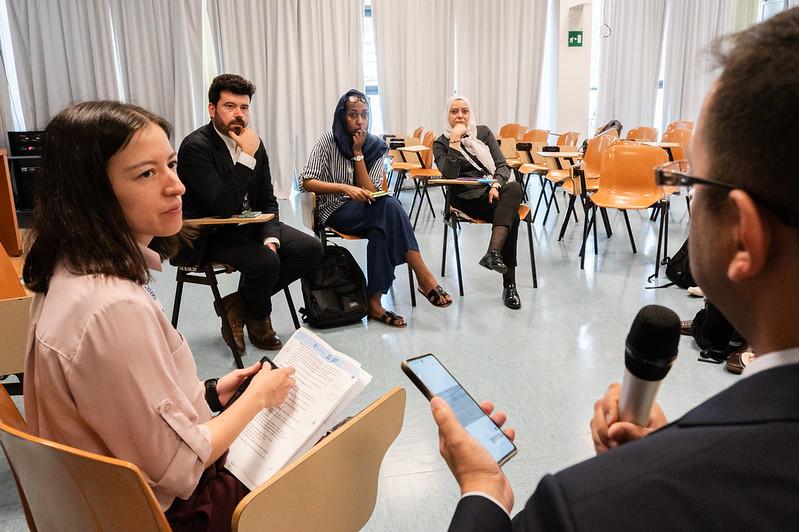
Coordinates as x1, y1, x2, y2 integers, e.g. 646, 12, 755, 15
568, 31, 583, 47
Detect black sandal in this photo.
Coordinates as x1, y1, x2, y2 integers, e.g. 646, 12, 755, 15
369, 310, 407, 328
418, 285, 452, 308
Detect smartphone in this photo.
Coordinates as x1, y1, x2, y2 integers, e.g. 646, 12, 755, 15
401, 354, 517, 465
370, 190, 389, 198
239, 210, 262, 218
224, 356, 278, 409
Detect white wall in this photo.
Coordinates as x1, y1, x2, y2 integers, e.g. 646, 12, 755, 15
557, 0, 592, 140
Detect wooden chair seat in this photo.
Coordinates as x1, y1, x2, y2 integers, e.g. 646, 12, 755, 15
518, 163, 547, 175
390, 161, 422, 171
408, 168, 442, 179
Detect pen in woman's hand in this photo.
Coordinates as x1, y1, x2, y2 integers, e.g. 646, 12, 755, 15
224, 356, 278, 409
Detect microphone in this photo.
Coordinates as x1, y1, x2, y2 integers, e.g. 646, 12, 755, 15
619, 305, 681, 426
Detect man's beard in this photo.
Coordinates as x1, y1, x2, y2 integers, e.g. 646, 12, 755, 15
213, 116, 246, 135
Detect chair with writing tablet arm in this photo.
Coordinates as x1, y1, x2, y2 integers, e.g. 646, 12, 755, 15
232, 387, 406, 532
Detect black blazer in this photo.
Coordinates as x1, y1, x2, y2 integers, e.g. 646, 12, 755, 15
178, 122, 280, 240
449, 363, 799, 532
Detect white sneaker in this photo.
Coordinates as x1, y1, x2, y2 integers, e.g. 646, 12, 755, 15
687, 286, 705, 297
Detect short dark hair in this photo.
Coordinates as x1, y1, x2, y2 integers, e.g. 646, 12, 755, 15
208, 74, 256, 105
23, 101, 186, 293
705, 7, 799, 226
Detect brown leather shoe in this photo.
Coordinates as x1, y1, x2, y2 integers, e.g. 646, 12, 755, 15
214, 292, 246, 353
247, 316, 283, 351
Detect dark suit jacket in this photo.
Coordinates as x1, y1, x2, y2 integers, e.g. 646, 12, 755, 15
432, 125, 511, 200
178, 122, 280, 240
449, 363, 799, 532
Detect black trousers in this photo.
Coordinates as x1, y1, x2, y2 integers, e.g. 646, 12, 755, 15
204, 223, 323, 319
451, 180, 522, 267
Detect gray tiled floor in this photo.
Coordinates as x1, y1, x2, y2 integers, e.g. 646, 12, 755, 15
1, 183, 735, 531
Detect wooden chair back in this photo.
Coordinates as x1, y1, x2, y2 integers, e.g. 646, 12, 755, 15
0, 384, 170, 532
0, 150, 22, 256
232, 387, 406, 532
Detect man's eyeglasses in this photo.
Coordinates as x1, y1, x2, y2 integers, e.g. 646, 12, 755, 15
655, 160, 799, 227
346, 94, 368, 104
654, 160, 736, 191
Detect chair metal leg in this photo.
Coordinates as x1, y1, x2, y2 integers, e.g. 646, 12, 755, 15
452, 219, 464, 296
622, 210, 637, 253
580, 207, 596, 269
558, 196, 577, 241
407, 264, 416, 307
284, 287, 300, 330
600, 207, 612, 237
423, 183, 436, 218
532, 175, 547, 223
171, 271, 185, 328
408, 180, 421, 219
441, 221, 448, 277
526, 215, 537, 288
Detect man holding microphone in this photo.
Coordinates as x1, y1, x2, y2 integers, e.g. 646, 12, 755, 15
431, 8, 799, 531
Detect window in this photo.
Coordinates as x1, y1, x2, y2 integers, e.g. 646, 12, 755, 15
362, 0, 384, 135
0, 0, 25, 130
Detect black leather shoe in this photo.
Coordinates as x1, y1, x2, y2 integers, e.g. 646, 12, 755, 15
479, 250, 508, 274
680, 320, 693, 336
502, 284, 521, 310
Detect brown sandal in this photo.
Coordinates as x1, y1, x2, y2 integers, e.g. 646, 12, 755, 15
418, 285, 452, 308
369, 310, 406, 328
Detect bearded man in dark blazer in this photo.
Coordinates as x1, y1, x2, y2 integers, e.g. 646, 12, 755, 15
178, 74, 322, 352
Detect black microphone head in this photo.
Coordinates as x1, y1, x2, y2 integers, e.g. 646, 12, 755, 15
625, 305, 681, 381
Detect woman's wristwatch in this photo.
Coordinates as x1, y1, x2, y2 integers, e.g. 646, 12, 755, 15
490, 182, 501, 189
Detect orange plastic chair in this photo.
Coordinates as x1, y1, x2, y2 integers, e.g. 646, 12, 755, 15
0, 385, 171, 532
411, 126, 423, 139
557, 131, 581, 146
522, 129, 549, 143
661, 127, 692, 161
664, 120, 693, 132
626, 127, 658, 142
557, 133, 618, 241
498, 123, 526, 140
581, 144, 669, 270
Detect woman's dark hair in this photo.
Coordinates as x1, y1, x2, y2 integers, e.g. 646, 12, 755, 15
23, 101, 187, 293
208, 74, 256, 105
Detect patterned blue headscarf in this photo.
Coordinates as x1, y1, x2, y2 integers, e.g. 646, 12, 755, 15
332, 89, 387, 170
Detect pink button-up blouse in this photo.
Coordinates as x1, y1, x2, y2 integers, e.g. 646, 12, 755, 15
23, 246, 213, 510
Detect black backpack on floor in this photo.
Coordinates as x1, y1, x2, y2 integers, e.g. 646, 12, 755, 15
299, 244, 368, 328
665, 238, 695, 289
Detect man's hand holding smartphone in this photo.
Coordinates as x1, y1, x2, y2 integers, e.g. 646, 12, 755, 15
402, 354, 517, 513
431, 397, 515, 513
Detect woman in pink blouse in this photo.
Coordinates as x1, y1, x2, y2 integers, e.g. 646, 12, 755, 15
22, 101, 295, 532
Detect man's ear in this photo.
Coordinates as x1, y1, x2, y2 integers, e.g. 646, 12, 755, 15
208, 103, 216, 119
727, 190, 770, 281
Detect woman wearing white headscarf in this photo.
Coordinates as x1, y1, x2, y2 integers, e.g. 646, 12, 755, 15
432, 95, 524, 309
